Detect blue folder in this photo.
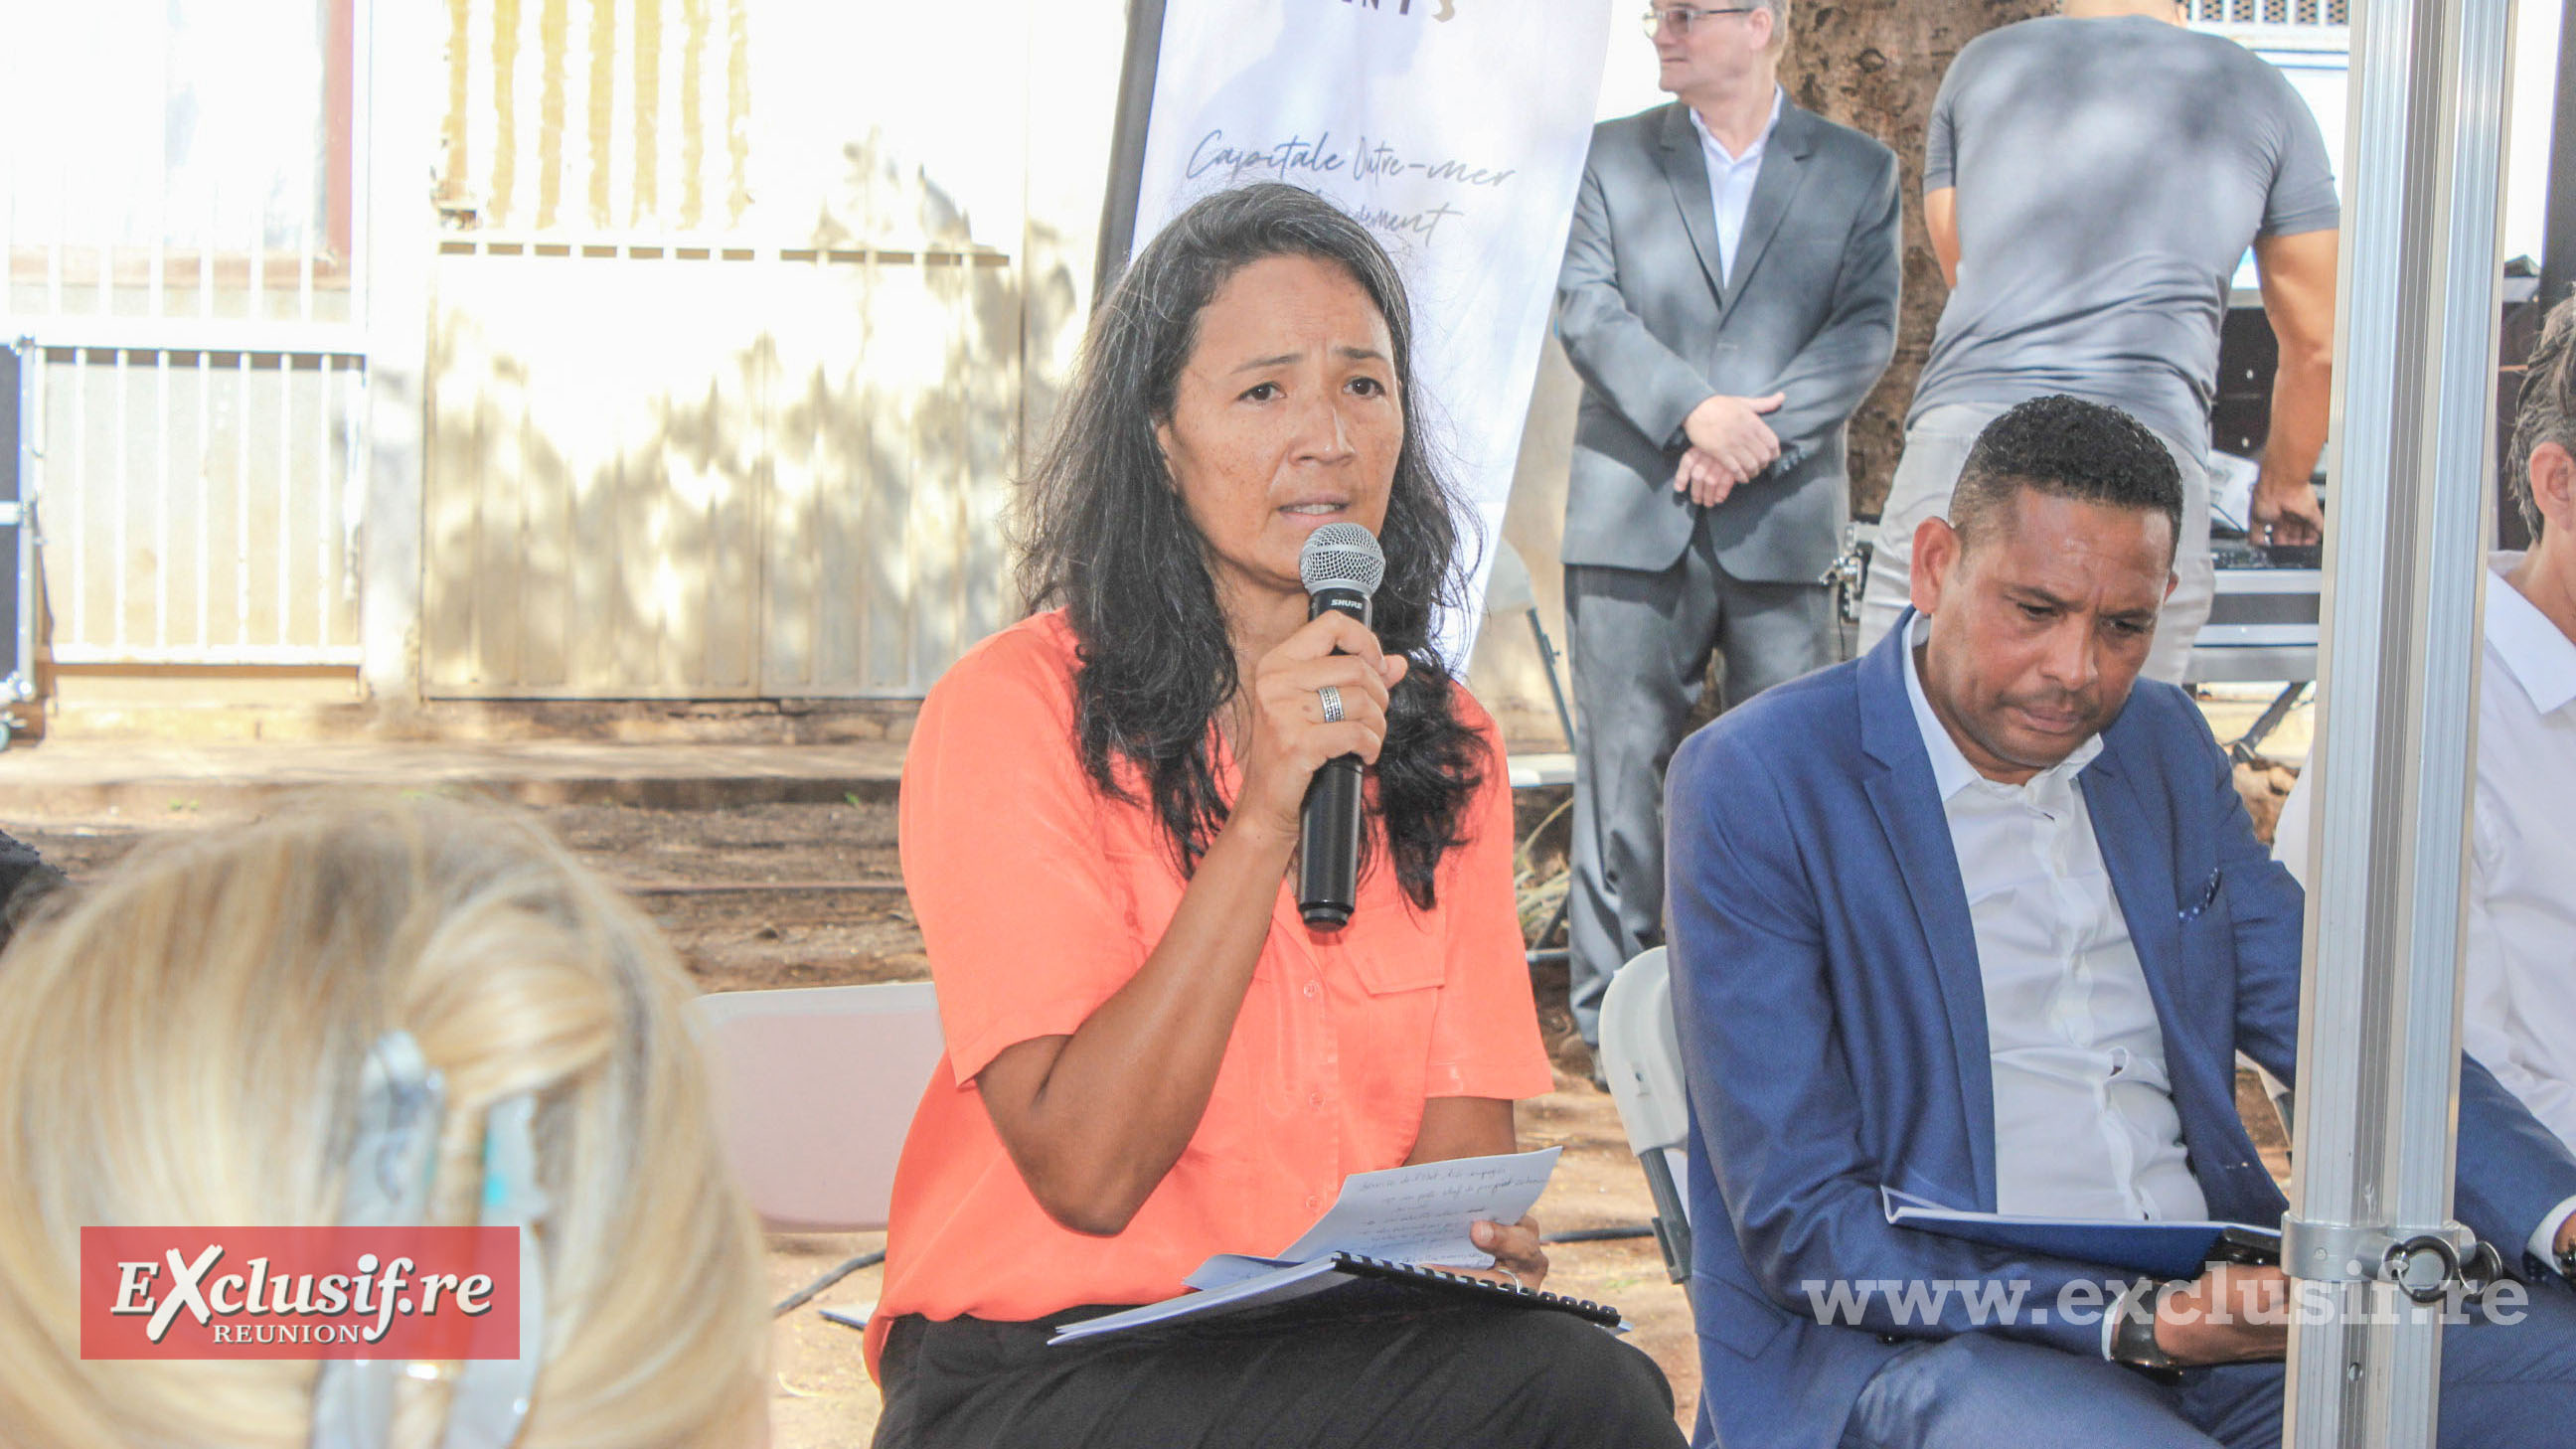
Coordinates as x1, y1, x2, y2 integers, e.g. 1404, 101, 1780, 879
1881, 1188, 2282, 1279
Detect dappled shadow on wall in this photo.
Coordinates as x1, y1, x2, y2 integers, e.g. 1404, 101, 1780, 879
420, 242, 1024, 702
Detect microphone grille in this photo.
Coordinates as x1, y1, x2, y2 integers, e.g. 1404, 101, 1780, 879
1299, 523, 1384, 597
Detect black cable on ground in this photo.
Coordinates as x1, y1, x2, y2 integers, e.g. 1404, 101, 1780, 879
771, 1249, 888, 1318
1539, 1224, 1656, 1244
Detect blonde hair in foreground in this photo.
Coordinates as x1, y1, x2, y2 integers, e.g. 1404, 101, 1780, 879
0, 797, 768, 1449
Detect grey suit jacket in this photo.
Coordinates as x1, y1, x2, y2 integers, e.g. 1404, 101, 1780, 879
1555, 100, 1901, 580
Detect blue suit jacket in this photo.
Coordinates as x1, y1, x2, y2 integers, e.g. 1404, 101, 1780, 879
1664, 614, 2576, 1449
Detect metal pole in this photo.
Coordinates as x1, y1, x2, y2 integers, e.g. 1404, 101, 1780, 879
4, 338, 29, 718
1091, 0, 1171, 298
359, 0, 434, 708
2283, 0, 2514, 1442
1524, 607, 1578, 750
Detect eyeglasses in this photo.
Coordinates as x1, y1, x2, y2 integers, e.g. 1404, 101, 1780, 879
1644, 5, 1758, 37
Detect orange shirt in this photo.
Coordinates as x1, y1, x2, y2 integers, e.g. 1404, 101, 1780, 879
867, 610, 1552, 1375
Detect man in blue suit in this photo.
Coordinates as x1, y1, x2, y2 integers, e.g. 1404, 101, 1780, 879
1666, 396, 2576, 1449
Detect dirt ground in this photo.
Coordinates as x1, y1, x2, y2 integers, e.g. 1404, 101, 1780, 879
9, 730, 2304, 1445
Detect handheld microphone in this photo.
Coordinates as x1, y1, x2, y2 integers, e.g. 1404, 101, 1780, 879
1297, 523, 1385, 930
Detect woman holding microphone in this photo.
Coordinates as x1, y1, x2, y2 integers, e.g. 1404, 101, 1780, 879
865, 184, 1684, 1447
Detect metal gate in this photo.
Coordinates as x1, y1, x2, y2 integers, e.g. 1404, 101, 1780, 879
0, 0, 370, 669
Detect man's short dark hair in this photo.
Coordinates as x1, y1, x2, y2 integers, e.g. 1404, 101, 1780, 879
2507, 293, 2576, 540
1950, 395, 2184, 556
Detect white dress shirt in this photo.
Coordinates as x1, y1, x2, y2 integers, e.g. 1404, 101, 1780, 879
1904, 620, 2210, 1225
2275, 553, 2576, 1267
1688, 87, 1785, 285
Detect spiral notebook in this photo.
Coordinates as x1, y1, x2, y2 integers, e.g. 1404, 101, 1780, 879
1048, 1250, 1623, 1343
1046, 1148, 1624, 1344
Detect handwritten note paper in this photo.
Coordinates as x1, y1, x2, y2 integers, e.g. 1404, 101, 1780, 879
1273, 1147, 1560, 1268
1054, 1149, 1578, 1343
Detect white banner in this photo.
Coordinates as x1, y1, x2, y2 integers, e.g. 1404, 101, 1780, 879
1130, 1, 1613, 658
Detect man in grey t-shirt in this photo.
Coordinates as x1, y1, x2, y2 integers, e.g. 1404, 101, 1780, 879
1857, 0, 2340, 682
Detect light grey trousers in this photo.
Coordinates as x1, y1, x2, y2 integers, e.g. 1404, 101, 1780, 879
1563, 524, 1833, 1047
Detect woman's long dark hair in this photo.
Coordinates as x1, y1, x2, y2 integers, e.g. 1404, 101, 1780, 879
1016, 183, 1487, 908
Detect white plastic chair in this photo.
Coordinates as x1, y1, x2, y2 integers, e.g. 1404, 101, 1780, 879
687, 980, 945, 1315
1597, 945, 1693, 1295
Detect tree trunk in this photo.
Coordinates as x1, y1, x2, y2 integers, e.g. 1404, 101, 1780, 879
1788, 1, 2054, 519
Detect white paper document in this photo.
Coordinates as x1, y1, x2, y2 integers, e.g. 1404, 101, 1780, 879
1048, 1148, 1562, 1344
2207, 450, 2261, 535
1274, 1146, 1559, 1268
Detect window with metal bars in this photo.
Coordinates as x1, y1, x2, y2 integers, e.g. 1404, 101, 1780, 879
3, 0, 358, 313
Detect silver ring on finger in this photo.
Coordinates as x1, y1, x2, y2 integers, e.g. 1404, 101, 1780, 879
1318, 685, 1345, 724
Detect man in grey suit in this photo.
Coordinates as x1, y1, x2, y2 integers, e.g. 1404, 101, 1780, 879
1554, 0, 1900, 1056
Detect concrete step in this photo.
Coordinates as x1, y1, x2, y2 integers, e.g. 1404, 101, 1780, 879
0, 738, 1579, 823
0, 739, 910, 818
37, 701, 918, 745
